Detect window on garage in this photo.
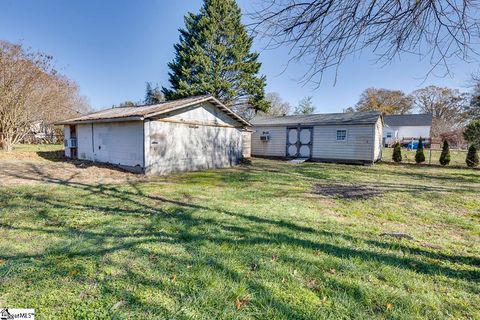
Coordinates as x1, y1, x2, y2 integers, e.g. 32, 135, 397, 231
336, 129, 347, 141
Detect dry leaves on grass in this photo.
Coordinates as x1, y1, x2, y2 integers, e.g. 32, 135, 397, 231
307, 279, 318, 290
235, 296, 249, 310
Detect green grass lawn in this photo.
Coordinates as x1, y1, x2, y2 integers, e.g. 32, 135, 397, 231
0, 159, 478, 319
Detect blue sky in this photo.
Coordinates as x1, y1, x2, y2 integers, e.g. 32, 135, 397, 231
1, 0, 479, 112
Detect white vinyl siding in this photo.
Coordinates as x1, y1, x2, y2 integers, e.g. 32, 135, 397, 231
144, 102, 244, 175
311, 125, 374, 161
251, 126, 287, 157
251, 124, 378, 162
159, 102, 241, 127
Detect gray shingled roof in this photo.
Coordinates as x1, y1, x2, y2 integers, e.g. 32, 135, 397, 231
384, 114, 432, 127
56, 95, 251, 127
251, 111, 381, 126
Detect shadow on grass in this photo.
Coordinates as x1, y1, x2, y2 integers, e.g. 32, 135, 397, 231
380, 160, 480, 172
36, 150, 139, 173
36, 150, 66, 162
0, 161, 479, 317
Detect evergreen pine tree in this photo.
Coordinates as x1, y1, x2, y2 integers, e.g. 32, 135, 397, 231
392, 142, 402, 162
162, 0, 269, 113
293, 96, 315, 115
145, 82, 165, 105
466, 144, 479, 167
415, 137, 425, 163
439, 140, 451, 166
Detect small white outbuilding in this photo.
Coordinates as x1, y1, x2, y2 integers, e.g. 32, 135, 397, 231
58, 95, 252, 175
251, 112, 383, 164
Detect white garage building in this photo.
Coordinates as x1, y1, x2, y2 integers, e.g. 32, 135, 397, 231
251, 112, 383, 164
58, 95, 252, 175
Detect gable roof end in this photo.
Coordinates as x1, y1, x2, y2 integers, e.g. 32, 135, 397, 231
56, 95, 251, 127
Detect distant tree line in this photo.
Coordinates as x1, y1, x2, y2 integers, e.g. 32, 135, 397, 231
256, 94, 316, 118
344, 83, 480, 140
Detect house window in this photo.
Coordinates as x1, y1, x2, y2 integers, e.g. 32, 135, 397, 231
386, 132, 392, 138
336, 129, 347, 141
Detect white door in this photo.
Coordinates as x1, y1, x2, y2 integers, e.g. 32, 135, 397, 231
93, 125, 109, 163
286, 127, 313, 158
287, 128, 299, 157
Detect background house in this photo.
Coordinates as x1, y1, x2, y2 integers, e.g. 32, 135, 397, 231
251, 112, 383, 164
58, 95, 252, 175
383, 114, 432, 146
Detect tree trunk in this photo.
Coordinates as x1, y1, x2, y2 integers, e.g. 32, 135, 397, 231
1, 134, 14, 152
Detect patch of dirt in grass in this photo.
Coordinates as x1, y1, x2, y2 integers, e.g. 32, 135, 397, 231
313, 183, 384, 200
0, 151, 49, 161
0, 144, 63, 159
0, 160, 145, 186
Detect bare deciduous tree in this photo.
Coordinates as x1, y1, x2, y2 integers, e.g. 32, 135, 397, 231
0, 41, 89, 151
258, 92, 292, 116
466, 72, 480, 120
411, 85, 468, 137
355, 88, 412, 115
251, 1, 480, 85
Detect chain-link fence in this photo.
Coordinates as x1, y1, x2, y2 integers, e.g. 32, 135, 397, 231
382, 147, 470, 167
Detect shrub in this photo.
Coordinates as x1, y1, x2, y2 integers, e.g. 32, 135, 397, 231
392, 142, 402, 162
463, 120, 480, 148
439, 140, 451, 166
415, 137, 425, 163
466, 145, 479, 168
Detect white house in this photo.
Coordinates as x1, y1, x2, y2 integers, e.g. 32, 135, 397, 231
251, 112, 383, 164
383, 114, 432, 145
57, 95, 252, 175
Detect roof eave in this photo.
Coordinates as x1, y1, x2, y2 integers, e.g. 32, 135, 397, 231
55, 116, 145, 125
252, 121, 379, 127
